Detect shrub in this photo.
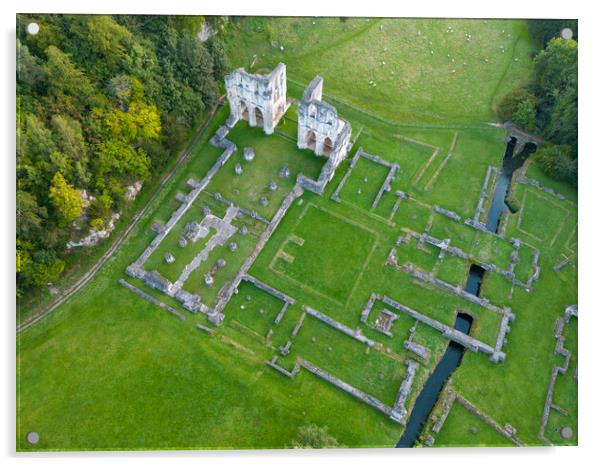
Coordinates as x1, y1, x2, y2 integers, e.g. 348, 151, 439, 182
534, 144, 577, 185
289, 424, 343, 449
495, 87, 537, 122
512, 100, 537, 132
90, 217, 104, 230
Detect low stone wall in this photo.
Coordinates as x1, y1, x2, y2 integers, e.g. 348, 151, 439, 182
196, 323, 214, 334
357, 148, 394, 167
209, 191, 270, 224
299, 359, 398, 421
297, 173, 326, 195
303, 305, 375, 347
473, 165, 498, 224
517, 176, 569, 202
381, 295, 504, 362
266, 356, 301, 378
390, 360, 420, 423
454, 394, 524, 446
211, 185, 304, 324
404, 340, 430, 361
539, 305, 577, 443
119, 279, 185, 320
553, 257, 571, 272
360, 292, 381, 323
431, 388, 457, 434
242, 274, 295, 305
371, 163, 399, 209
291, 311, 306, 337
242, 274, 296, 326
330, 148, 362, 202
432, 204, 461, 222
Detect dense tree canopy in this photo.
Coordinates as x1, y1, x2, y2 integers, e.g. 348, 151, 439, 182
16, 14, 230, 297
496, 24, 577, 185
527, 19, 577, 48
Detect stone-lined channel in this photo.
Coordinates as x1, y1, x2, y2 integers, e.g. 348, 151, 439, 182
485, 137, 537, 233
396, 265, 486, 448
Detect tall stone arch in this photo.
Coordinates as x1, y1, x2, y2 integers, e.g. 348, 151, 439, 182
224, 63, 288, 134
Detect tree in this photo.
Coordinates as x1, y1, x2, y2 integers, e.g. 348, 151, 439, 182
49, 172, 84, 224
208, 36, 231, 78
176, 32, 218, 105
104, 102, 161, 143
495, 87, 536, 122
17, 39, 45, 87
512, 100, 537, 132
289, 425, 342, 449
43, 45, 97, 110
534, 38, 578, 151
528, 19, 577, 48
107, 75, 133, 106
25, 249, 65, 287
17, 190, 47, 240
51, 115, 89, 184
534, 144, 577, 185
67, 15, 132, 75
21, 113, 56, 162
94, 140, 151, 190
534, 38, 577, 99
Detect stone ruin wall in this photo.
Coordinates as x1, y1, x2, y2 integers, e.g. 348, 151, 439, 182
297, 76, 352, 182
225, 63, 288, 134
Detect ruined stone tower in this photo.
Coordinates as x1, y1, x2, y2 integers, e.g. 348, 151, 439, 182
297, 76, 352, 174
224, 63, 288, 135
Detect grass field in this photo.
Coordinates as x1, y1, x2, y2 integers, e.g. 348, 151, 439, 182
274, 205, 376, 304
225, 17, 535, 124
434, 401, 515, 447
17, 16, 577, 451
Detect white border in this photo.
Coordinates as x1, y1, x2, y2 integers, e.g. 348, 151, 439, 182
3, 1, 600, 465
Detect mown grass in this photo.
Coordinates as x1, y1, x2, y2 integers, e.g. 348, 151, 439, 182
225, 17, 536, 124
434, 401, 515, 447
208, 123, 324, 220
275, 204, 376, 304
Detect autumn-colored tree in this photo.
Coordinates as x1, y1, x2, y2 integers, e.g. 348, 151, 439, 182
49, 172, 84, 224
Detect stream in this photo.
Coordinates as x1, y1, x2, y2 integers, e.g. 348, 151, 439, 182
396, 265, 486, 448
484, 137, 536, 233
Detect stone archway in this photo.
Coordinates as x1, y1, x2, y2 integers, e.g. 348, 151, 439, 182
306, 130, 317, 151
240, 101, 249, 121
254, 107, 264, 128
323, 137, 333, 157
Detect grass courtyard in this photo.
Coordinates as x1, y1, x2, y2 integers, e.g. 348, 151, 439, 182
272, 204, 377, 304
17, 16, 576, 451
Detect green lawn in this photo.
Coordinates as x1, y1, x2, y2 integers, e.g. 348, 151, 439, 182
225, 17, 535, 124
434, 401, 515, 447
208, 123, 324, 220
518, 189, 570, 244
339, 156, 391, 211
275, 204, 377, 304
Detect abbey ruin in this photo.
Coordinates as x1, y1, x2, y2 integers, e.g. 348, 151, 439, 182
224, 63, 288, 134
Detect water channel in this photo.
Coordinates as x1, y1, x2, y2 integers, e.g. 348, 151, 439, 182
396, 265, 486, 448
484, 137, 537, 233
396, 136, 537, 447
